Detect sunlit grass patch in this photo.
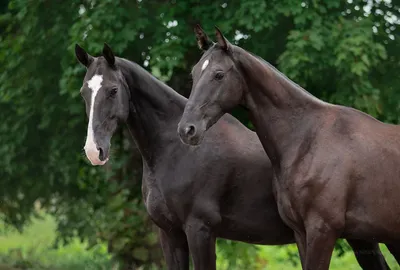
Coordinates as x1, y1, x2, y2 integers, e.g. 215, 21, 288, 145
0, 215, 113, 270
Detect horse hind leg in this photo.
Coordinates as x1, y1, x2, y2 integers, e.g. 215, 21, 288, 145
347, 239, 390, 270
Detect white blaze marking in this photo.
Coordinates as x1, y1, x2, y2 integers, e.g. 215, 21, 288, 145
201, 59, 209, 71
84, 74, 107, 166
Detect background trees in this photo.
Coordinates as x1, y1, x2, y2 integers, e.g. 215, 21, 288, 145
1, 0, 399, 269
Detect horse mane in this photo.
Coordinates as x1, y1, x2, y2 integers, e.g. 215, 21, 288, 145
195, 43, 322, 104
117, 57, 187, 107
117, 56, 259, 132
241, 49, 323, 103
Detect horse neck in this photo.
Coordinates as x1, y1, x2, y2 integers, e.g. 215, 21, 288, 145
119, 59, 185, 165
236, 49, 324, 168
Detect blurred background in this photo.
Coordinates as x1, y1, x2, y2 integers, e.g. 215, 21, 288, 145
0, 0, 400, 269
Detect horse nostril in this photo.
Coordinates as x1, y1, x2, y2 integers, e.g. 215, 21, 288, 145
185, 125, 196, 137
97, 147, 104, 161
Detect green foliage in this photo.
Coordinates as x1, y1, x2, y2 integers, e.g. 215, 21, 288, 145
0, 215, 114, 270
1, 0, 400, 268
216, 239, 259, 269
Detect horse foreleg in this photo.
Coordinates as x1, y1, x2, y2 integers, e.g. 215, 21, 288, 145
347, 239, 390, 270
303, 218, 338, 270
185, 220, 216, 270
295, 231, 307, 268
159, 228, 190, 270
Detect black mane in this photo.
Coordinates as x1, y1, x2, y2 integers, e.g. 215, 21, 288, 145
117, 57, 187, 108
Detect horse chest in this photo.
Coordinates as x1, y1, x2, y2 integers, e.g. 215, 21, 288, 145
142, 176, 179, 230
144, 188, 179, 229
272, 173, 310, 227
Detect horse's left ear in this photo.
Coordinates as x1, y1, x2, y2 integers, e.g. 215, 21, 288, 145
103, 43, 115, 66
215, 26, 230, 51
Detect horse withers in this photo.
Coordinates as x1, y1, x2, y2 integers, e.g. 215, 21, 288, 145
76, 43, 392, 270
178, 25, 400, 270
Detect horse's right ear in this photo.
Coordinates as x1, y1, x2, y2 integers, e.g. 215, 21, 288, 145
215, 27, 230, 51
194, 24, 213, 51
75, 44, 94, 67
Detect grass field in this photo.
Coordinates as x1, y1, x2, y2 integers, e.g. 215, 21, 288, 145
256, 244, 400, 270
0, 215, 113, 270
0, 214, 399, 269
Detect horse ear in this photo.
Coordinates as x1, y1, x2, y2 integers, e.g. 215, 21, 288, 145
102, 43, 115, 66
194, 24, 213, 51
215, 26, 229, 51
75, 44, 94, 67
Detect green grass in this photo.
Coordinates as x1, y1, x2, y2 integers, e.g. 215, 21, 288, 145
256, 244, 400, 270
0, 215, 113, 270
0, 215, 56, 253
215, 239, 400, 270
0, 215, 399, 270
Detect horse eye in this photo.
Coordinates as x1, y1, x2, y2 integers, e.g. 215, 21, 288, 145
109, 87, 118, 97
215, 72, 225, 80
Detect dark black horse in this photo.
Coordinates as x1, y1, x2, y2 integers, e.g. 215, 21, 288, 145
76, 43, 391, 270
178, 26, 400, 270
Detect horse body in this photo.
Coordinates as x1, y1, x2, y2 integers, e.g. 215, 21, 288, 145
177, 26, 400, 269
241, 49, 400, 267
114, 57, 294, 247
269, 103, 400, 242
142, 115, 294, 246
76, 43, 391, 270
321, 106, 400, 241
